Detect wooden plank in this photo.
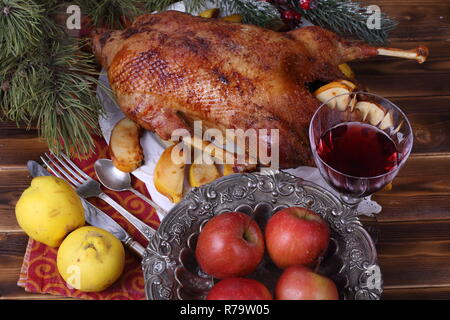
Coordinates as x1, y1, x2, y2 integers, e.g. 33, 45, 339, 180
373, 154, 450, 222
0, 111, 38, 132
374, 220, 450, 288
0, 136, 48, 168
359, 0, 450, 42
0, 169, 32, 233
391, 96, 450, 154
0, 232, 29, 299
357, 73, 450, 98
1, 291, 71, 300
0, 232, 70, 299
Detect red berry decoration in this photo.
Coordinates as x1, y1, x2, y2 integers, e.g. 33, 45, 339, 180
282, 10, 296, 21
299, 0, 313, 10
282, 10, 302, 22
293, 11, 302, 21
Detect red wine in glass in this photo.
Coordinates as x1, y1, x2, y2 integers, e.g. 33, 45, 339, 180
316, 122, 399, 197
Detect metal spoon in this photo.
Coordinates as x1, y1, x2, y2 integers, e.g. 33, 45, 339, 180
94, 158, 168, 217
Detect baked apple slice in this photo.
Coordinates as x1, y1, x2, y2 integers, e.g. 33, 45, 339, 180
154, 144, 186, 203
354, 101, 395, 128
189, 155, 221, 188
313, 80, 356, 111
109, 118, 143, 172
223, 164, 235, 176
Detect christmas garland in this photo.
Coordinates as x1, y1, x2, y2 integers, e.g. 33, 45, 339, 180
0, 0, 397, 156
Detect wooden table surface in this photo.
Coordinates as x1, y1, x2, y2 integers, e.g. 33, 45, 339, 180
1, 0, 450, 300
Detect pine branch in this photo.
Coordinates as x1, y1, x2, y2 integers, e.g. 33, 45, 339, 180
1, 39, 104, 155
183, 0, 208, 12
76, 0, 142, 29
140, 0, 176, 12
190, 0, 284, 29
139, 0, 209, 12
292, 0, 397, 45
214, 0, 282, 28
0, 0, 48, 59
141, 0, 283, 28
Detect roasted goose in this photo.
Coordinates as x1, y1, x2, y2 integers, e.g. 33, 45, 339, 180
92, 11, 427, 170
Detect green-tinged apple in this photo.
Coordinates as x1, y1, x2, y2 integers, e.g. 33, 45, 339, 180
265, 207, 329, 268
276, 265, 339, 300
207, 278, 273, 300
195, 212, 264, 279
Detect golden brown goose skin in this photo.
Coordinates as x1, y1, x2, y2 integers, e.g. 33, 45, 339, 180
91, 10, 425, 169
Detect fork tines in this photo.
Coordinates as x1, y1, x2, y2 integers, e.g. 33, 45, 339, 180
41, 152, 91, 188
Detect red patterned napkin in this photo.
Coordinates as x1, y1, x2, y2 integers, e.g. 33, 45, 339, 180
17, 135, 161, 299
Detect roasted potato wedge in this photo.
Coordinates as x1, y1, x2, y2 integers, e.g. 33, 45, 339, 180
154, 144, 185, 203
110, 118, 143, 173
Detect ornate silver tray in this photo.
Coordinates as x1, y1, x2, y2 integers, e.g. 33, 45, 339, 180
142, 170, 382, 300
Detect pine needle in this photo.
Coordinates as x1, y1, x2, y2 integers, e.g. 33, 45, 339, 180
75, 0, 142, 29
140, 0, 168, 12
0, 0, 49, 58
214, 0, 282, 28
0, 38, 104, 155
292, 0, 397, 45
140, 0, 283, 28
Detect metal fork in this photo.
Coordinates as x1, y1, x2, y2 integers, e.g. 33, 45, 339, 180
41, 153, 156, 241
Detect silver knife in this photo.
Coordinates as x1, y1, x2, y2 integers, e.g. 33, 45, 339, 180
27, 160, 145, 258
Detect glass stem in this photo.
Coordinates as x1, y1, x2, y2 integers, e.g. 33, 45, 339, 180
340, 194, 362, 208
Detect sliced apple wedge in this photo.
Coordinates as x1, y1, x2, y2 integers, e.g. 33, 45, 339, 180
110, 118, 143, 173
189, 160, 221, 188
198, 8, 220, 18
154, 144, 185, 203
338, 63, 355, 79
313, 80, 356, 111
337, 79, 356, 91
354, 101, 386, 126
379, 110, 395, 130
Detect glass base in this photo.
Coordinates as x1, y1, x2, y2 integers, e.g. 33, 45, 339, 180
340, 194, 362, 207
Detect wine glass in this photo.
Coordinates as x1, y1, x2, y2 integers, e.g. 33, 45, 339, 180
309, 92, 413, 207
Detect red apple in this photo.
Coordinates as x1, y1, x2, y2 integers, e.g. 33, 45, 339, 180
207, 278, 272, 300
265, 207, 329, 268
275, 265, 339, 300
195, 212, 264, 279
